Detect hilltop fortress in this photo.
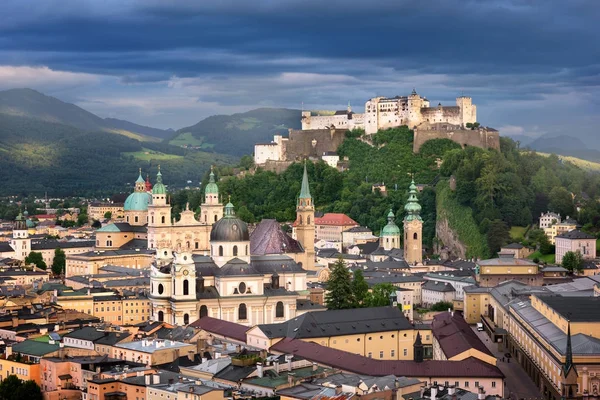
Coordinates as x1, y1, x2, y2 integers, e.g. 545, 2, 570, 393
254, 90, 499, 168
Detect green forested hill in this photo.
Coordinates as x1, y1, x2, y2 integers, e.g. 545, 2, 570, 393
173, 108, 302, 156
0, 114, 236, 196
208, 127, 600, 257
0, 88, 171, 140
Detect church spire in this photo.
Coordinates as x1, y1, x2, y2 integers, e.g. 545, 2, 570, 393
564, 320, 574, 375
152, 165, 166, 195
404, 179, 422, 222
299, 162, 312, 201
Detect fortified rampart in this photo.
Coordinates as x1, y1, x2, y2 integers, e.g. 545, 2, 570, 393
413, 123, 500, 153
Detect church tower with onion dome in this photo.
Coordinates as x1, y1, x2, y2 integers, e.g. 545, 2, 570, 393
403, 179, 423, 264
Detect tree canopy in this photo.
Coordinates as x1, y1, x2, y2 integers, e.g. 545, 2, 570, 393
25, 251, 46, 270
325, 258, 354, 310
0, 375, 43, 400
51, 248, 66, 276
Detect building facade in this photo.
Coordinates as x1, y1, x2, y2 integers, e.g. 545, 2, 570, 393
555, 230, 597, 264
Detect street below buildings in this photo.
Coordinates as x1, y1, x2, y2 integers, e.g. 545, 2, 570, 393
472, 327, 543, 400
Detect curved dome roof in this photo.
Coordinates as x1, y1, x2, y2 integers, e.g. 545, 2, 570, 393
205, 167, 219, 195
26, 218, 36, 228
381, 209, 400, 236
124, 191, 151, 211
152, 168, 166, 195
210, 203, 249, 242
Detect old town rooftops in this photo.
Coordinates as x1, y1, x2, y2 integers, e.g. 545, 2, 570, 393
256, 306, 412, 339
270, 338, 504, 378
432, 312, 494, 359
189, 316, 248, 342
537, 295, 600, 322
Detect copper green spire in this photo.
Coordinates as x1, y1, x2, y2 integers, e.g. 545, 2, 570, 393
152, 165, 166, 195
224, 195, 235, 217
136, 168, 144, 183
205, 165, 219, 195
299, 162, 312, 200
404, 179, 422, 222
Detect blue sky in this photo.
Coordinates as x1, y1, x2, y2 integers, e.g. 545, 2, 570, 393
0, 0, 598, 138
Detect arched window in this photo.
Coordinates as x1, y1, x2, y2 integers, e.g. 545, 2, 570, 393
161, 216, 165, 224
158, 311, 164, 322
135, 216, 139, 223
218, 245, 224, 256
183, 313, 189, 325
204, 215, 207, 222
307, 216, 311, 225
214, 215, 218, 222
200, 305, 208, 318
158, 284, 164, 295
299, 215, 303, 225
276, 301, 284, 318
413, 232, 418, 240
233, 245, 238, 256
183, 279, 189, 295
238, 303, 247, 321
186, 241, 190, 249
151, 216, 154, 224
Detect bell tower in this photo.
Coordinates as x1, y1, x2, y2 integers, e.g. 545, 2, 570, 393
11, 212, 31, 261
403, 179, 423, 264
295, 163, 315, 270
148, 166, 172, 249
201, 166, 223, 225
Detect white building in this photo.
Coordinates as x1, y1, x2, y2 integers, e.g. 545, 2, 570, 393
539, 211, 561, 229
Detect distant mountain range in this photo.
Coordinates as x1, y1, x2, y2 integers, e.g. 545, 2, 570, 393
0, 88, 172, 140
505, 132, 600, 162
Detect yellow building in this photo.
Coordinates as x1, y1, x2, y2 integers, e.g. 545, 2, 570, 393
508, 295, 600, 400
463, 286, 491, 324
66, 249, 154, 277
544, 220, 577, 245
476, 256, 541, 287
246, 307, 431, 361
88, 201, 124, 222
111, 338, 196, 366
0, 357, 41, 384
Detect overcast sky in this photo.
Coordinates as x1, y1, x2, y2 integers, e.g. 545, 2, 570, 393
0, 0, 598, 136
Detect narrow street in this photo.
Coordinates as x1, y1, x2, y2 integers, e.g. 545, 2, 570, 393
471, 327, 543, 400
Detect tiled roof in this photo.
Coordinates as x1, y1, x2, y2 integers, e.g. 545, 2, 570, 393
555, 230, 596, 240
432, 312, 494, 359
314, 213, 358, 226
250, 219, 304, 255
270, 338, 503, 378
11, 340, 59, 357
502, 243, 524, 249
64, 327, 106, 341
422, 281, 455, 293
189, 316, 248, 342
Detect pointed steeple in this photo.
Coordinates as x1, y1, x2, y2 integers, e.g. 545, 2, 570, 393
414, 332, 424, 363
404, 179, 422, 222
563, 320, 574, 375
299, 162, 312, 201
152, 165, 166, 195
136, 168, 144, 183
205, 165, 219, 196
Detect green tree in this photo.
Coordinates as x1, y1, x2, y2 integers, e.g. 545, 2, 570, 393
238, 155, 255, 170
486, 219, 511, 255
364, 283, 397, 307
539, 234, 555, 255
351, 269, 369, 307
430, 301, 454, 311
15, 379, 43, 400
325, 258, 354, 310
562, 251, 584, 273
51, 248, 66, 276
0, 375, 22, 400
77, 213, 89, 226
104, 211, 112, 219
24, 252, 47, 270
548, 187, 575, 217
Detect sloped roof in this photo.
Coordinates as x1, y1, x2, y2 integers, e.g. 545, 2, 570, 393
555, 230, 595, 240
270, 338, 503, 378
250, 219, 304, 255
422, 281, 455, 293
257, 307, 411, 339
189, 316, 248, 342
432, 312, 494, 359
314, 213, 358, 226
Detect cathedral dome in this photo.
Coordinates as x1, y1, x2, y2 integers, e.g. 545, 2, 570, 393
210, 203, 249, 242
124, 192, 151, 211
152, 168, 166, 195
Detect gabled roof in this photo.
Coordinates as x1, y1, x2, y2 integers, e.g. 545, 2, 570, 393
314, 213, 358, 226
432, 312, 494, 359
63, 327, 106, 342
555, 230, 595, 240
250, 219, 304, 255
422, 281, 455, 292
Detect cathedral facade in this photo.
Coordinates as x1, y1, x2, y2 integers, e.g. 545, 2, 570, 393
148, 167, 316, 326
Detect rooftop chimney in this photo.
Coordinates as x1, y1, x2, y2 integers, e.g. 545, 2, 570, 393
257, 362, 263, 378
448, 386, 456, 395
477, 387, 485, 400
288, 372, 295, 386
430, 387, 437, 400
312, 362, 318, 372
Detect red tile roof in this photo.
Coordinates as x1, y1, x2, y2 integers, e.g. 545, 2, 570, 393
189, 317, 248, 342
270, 338, 503, 378
314, 213, 358, 226
432, 312, 494, 359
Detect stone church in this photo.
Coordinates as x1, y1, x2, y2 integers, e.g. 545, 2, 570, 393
148, 165, 319, 326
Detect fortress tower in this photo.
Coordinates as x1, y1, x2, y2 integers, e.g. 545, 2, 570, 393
403, 179, 423, 264
456, 96, 477, 126
295, 163, 316, 270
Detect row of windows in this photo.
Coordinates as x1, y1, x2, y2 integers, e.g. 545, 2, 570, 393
367, 349, 407, 358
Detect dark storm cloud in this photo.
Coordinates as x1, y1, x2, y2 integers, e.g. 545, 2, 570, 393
0, 0, 598, 132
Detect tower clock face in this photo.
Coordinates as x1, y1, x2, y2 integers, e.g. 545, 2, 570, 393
183, 270, 189, 276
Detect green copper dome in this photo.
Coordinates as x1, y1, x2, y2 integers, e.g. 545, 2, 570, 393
381, 209, 400, 236
404, 179, 422, 222
152, 167, 167, 195
124, 191, 151, 211
205, 166, 219, 195
135, 171, 145, 184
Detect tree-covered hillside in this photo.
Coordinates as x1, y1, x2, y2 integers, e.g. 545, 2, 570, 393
173, 108, 301, 156
208, 126, 600, 257
0, 114, 236, 196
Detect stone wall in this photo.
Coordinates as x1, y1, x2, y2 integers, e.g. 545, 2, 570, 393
413, 124, 500, 153
284, 128, 347, 160
435, 216, 467, 259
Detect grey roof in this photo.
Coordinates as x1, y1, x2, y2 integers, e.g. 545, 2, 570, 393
510, 299, 600, 355
537, 295, 600, 322
424, 272, 476, 284
219, 258, 262, 276
251, 254, 305, 274
502, 243, 524, 249
64, 327, 106, 342
541, 266, 568, 273
422, 280, 455, 292
344, 226, 372, 233
31, 240, 95, 250
257, 306, 412, 339
250, 219, 304, 255
556, 229, 596, 240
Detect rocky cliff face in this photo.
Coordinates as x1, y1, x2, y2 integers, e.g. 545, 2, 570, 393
435, 216, 467, 259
